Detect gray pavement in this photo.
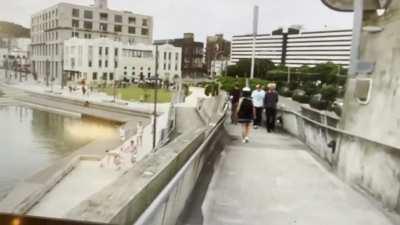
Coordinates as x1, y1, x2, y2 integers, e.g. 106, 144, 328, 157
201, 124, 394, 225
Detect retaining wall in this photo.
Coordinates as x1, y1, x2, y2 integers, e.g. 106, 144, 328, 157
280, 108, 400, 215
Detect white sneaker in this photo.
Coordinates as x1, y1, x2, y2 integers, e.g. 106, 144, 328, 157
242, 139, 246, 144
245, 137, 249, 143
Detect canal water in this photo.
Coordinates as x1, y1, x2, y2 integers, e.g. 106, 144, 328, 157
0, 104, 119, 200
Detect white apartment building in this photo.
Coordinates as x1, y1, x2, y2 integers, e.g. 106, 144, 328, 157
156, 44, 182, 82
30, 0, 153, 85
231, 29, 352, 67
63, 38, 181, 84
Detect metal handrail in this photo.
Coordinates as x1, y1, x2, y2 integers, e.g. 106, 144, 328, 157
134, 108, 227, 225
279, 107, 400, 152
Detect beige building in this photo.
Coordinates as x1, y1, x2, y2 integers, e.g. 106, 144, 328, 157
30, 0, 153, 85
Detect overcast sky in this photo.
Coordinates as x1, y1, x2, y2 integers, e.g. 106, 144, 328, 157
0, 0, 353, 42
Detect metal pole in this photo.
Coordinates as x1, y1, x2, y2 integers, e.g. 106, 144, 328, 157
287, 67, 291, 83
349, 0, 364, 76
5, 38, 10, 82
153, 45, 159, 149
250, 5, 259, 80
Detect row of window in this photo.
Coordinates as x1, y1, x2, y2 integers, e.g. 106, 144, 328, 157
71, 19, 149, 35
72, 8, 149, 26
32, 31, 59, 43
92, 72, 114, 81
162, 63, 179, 71
32, 19, 59, 33
163, 52, 180, 61
32, 44, 60, 57
32, 9, 58, 24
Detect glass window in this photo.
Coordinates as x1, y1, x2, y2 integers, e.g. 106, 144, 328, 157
83, 21, 92, 30
100, 13, 108, 20
72, 19, 79, 28
114, 15, 123, 23
99, 23, 107, 31
114, 48, 118, 56
168, 52, 171, 60
141, 28, 149, 36
128, 17, 136, 24
102, 72, 107, 80
92, 72, 97, 80
163, 52, 167, 60
99, 47, 102, 55
175, 52, 179, 60
98, 60, 102, 67
163, 63, 166, 70
128, 26, 135, 34
88, 60, 92, 67
114, 25, 122, 32
72, 8, 79, 17
105, 60, 108, 68
142, 19, 148, 26
84, 10, 93, 19
109, 73, 114, 80
105, 47, 109, 55
114, 61, 118, 68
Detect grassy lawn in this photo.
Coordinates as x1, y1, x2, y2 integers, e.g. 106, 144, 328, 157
99, 85, 173, 103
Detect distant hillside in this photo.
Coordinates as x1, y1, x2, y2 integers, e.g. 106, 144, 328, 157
0, 21, 30, 38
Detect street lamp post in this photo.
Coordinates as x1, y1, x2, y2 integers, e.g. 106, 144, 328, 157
153, 45, 159, 150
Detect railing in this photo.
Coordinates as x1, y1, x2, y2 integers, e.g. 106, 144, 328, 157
278, 106, 400, 212
133, 106, 227, 225
156, 90, 184, 149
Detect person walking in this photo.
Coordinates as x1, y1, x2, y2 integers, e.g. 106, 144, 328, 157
136, 121, 144, 147
229, 84, 241, 124
236, 87, 255, 143
264, 83, 279, 132
251, 84, 265, 129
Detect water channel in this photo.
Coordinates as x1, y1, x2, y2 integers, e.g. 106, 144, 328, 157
0, 103, 119, 200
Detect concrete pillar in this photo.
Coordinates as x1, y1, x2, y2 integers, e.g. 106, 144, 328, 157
341, 1, 400, 147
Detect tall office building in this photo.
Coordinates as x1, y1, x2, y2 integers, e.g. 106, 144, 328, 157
30, 0, 153, 85
231, 28, 352, 67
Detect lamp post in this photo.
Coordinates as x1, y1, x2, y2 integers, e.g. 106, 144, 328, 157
250, 5, 259, 80
152, 45, 159, 150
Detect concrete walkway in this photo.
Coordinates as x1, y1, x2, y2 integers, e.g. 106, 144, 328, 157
202, 124, 394, 225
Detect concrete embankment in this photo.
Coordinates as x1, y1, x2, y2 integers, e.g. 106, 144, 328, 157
0, 85, 153, 215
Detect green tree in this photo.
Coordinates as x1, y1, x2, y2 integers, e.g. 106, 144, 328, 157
226, 59, 275, 78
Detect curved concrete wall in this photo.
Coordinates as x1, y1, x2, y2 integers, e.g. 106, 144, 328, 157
280, 108, 400, 218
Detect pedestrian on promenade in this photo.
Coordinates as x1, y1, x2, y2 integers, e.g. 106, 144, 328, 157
129, 140, 138, 163
229, 84, 241, 124
119, 126, 126, 141
264, 83, 279, 132
251, 84, 265, 129
136, 121, 144, 147
236, 87, 255, 143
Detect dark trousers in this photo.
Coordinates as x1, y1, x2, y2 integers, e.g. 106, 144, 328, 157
231, 103, 238, 124
265, 107, 277, 131
254, 107, 263, 126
